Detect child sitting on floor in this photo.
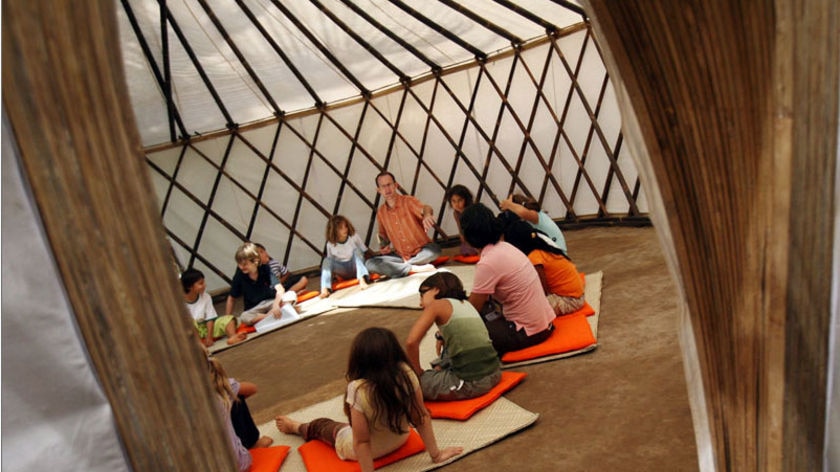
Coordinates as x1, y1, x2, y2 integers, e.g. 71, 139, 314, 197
254, 243, 309, 294
182, 268, 245, 346
207, 354, 254, 472
225, 242, 287, 326
405, 272, 501, 401
499, 193, 568, 254
275, 327, 462, 472
503, 219, 585, 315
319, 215, 374, 298
445, 185, 479, 258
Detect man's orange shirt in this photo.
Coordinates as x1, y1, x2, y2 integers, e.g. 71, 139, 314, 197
376, 194, 431, 259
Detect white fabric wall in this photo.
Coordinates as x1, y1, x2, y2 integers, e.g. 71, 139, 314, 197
1, 115, 129, 471
149, 33, 646, 293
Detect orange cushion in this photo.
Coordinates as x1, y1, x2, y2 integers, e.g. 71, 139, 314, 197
236, 323, 257, 335
452, 254, 480, 264
298, 428, 425, 472
501, 313, 596, 363
296, 290, 319, 303
567, 301, 595, 317
424, 371, 527, 420
249, 445, 291, 472
331, 274, 381, 292
431, 255, 450, 266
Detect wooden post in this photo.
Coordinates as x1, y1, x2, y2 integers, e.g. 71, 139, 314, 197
583, 1, 838, 470
2, 1, 237, 470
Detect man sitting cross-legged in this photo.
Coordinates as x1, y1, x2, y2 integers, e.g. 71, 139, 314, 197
365, 171, 441, 279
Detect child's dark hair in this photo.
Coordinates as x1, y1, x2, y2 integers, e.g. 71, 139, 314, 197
504, 219, 568, 258
445, 185, 474, 207
325, 215, 356, 244
511, 193, 541, 211
180, 268, 204, 293
460, 203, 503, 249
419, 272, 467, 301
345, 327, 424, 433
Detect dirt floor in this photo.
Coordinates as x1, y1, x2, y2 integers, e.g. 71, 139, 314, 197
216, 225, 700, 471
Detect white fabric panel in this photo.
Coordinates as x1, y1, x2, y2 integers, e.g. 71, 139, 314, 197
120, 0, 585, 147
150, 33, 633, 293
1, 117, 129, 471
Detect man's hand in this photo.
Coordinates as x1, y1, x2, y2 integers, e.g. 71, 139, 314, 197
422, 214, 435, 231
421, 205, 435, 231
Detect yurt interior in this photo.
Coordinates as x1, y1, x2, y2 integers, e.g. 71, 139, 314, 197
2, 1, 838, 471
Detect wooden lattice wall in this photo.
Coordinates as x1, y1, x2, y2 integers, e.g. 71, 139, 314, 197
143, 24, 650, 291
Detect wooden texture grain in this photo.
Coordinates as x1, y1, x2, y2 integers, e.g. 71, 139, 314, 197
583, 1, 838, 471
2, 1, 237, 470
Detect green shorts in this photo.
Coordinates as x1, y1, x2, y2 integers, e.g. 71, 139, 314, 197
195, 315, 237, 339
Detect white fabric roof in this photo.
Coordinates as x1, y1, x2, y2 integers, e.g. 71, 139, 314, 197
118, 0, 585, 147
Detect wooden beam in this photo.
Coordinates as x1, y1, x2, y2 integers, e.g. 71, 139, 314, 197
583, 1, 838, 470
1, 1, 237, 469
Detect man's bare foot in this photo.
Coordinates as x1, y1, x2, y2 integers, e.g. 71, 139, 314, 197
410, 264, 436, 274
358, 278, 369, 290
275, 416, 302, 435
253, 436, 274, 448
226, 332, 247, 345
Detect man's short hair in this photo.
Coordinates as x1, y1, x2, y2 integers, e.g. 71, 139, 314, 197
375, 171, 396, 187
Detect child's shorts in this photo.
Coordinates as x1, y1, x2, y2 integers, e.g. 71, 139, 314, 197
195, 315, 237, 339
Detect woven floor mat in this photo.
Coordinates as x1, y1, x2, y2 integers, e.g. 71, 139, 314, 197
257, 393, 538, 471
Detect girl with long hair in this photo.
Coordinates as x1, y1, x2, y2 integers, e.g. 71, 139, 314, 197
275, 327, 462, 471
320, 215, 374, 298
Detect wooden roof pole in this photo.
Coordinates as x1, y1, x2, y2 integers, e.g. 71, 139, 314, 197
2, 1, 236, 470
583, 1, 838, 470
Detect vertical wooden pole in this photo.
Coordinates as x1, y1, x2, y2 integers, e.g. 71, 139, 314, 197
583, 1, 838, 470
2, 1, 237, 470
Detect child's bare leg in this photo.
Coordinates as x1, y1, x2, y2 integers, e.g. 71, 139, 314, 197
289, 276, 308, 293
226, 332, 247, 345
275, 416, 302, 435
254, 436, 274, 448
225, 321, 247, 345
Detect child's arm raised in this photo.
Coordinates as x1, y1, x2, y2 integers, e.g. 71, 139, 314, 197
350, 407, 375, 472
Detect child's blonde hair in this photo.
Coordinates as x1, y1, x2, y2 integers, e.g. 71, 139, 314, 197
325, 215, 356, 244
234, 242, 260, 264
207, 355, 236, 409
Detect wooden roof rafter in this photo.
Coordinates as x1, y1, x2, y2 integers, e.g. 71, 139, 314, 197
437, 0, 524, 45
234, 0, 321, 108
194, 0, 283, 116
309, 0, 411, 83
335, 0, 441, 72
158, 0, 237, 129
120, 0, 188, 142
267, 0, 369, 97
387, 0, 487, 61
